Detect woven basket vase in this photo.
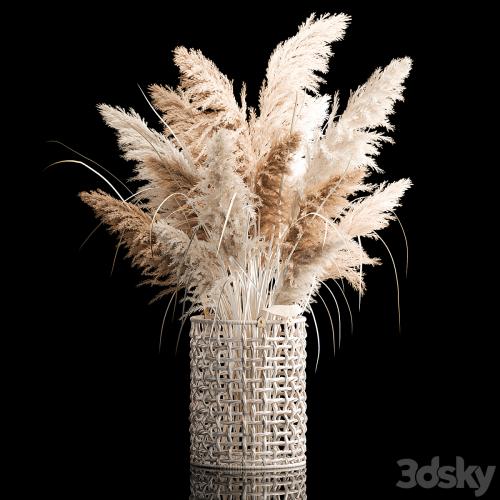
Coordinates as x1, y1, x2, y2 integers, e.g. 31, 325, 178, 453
189, 315, 307, 470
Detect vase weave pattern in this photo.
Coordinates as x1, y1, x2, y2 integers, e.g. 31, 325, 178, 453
190, 465, 307, 498
189, 316, 307, 469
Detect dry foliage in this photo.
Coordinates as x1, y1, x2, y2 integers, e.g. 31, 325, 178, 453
80, 13, 412, 321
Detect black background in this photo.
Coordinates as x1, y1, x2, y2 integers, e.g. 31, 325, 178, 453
16, 1, 498, 498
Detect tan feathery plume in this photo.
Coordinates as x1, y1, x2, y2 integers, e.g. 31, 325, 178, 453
80, 189, 196, 299
80, 190, 172, 280
284, 168, 368, 263
277, 232, 378, 306
151, 49, 255, 176
254, 132, 301, 240
148, 85, 205, 159
173, 46, 245, 125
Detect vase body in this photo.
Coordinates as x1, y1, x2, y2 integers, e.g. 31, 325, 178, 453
189, 316, 307, 469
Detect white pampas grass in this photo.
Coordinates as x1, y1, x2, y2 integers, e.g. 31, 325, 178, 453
191, 130, 255, 259
258, 14, 349, 132
339, 57, 412, 132
339, 179, 412, 238
79, 12, 412, 328
306, 57, 412, 190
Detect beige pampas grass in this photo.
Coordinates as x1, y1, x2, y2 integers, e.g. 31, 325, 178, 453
77, 12, 412, 328
79, 189, 179, 293
255, 132, 302, 240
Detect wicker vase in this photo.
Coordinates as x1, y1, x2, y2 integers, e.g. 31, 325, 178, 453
189, 315, 307, 470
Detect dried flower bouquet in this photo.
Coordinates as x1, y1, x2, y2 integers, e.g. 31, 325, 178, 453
79, 13, 412, 329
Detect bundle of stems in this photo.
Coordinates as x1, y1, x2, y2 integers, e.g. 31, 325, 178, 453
79, 13, 412, 328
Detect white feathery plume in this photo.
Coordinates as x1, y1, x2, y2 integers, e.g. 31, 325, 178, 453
339, 179, 412, 238
99, 104, 186, 165
190, 130, 255, 259
336, 57, 412, 132
98, 104, 199, 214
254, 13, 350, 157
305, 57, 412, 191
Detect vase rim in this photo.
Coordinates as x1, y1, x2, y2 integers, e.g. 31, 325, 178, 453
190, 315, 306, 326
